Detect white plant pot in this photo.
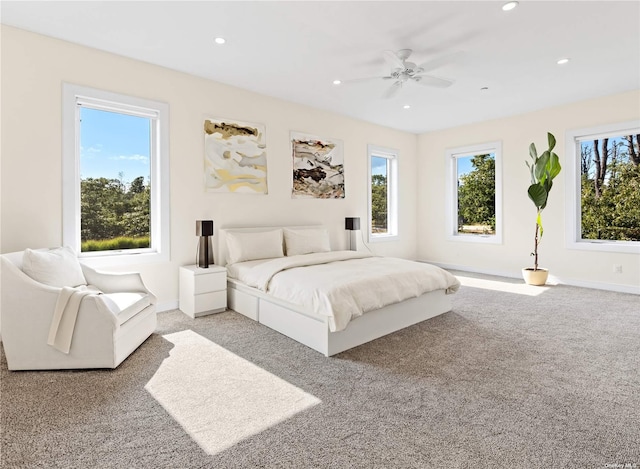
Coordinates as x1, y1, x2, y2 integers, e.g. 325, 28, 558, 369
522, 268, 549, 286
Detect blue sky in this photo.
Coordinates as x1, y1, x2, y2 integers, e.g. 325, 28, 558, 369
371, 156, 387, 176
80, 107, 150, 182
580, 136, 631, 178
456, 155, 475, 178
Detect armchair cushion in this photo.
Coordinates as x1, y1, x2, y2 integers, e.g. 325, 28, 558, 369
101, 292, 152, 325
22, 247, 86, 288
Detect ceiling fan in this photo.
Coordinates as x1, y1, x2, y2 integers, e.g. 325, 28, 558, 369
348, 49, 457, 99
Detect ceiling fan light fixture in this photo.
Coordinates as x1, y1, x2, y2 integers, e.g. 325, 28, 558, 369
502, 1, 519, 11
354, 49, 457, 99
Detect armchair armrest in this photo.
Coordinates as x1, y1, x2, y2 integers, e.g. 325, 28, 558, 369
2, 257, 119, 329
1, 255, 60, 308
80, 264, 157, 304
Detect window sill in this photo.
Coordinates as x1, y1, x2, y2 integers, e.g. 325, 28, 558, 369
79, 250, 169, 268
446, 234, 502, 244
368, 234, 399, 243
566, 240, 640, 254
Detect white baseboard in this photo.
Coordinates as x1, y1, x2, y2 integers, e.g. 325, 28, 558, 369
549, 276, 640, 295
157, 300, 179, 313
423, 260, 640, 295
423, 261, 521, 280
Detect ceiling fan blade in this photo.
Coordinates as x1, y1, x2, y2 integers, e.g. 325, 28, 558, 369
416, 51, 464, 74
341, 75, 392, 84
383, 50, 405, 71
382, 81, 402, 99
414, 75, 454, 88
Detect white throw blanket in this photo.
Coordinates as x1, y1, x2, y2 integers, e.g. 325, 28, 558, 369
47, 285, 100, 353
237, 251, 460, 332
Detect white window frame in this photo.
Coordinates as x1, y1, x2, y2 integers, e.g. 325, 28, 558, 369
367, 144, 398, 242
62, 83, 170, 266
565, 120, 640, 254
445, 141, 503, 244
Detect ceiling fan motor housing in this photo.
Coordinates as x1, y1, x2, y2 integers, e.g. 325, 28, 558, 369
404, 62, 423, 75
380, 48, 456, 98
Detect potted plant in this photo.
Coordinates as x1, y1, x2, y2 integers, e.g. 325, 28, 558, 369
523, 132, 562, 285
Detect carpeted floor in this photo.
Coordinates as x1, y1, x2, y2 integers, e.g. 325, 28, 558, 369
1, 272, 639, 468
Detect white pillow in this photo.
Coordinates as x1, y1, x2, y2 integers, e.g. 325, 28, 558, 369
284, 227, 331, 256
22, 247, 87, 288
226, 229, 284, 265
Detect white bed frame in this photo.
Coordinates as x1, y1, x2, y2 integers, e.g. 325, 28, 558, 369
219, 226, 453, 357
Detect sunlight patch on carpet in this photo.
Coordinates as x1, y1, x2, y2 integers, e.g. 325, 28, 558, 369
457, 275, 551, 296
145, 330, 321, 455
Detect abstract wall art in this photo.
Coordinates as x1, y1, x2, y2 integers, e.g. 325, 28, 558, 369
204, 118, 268, 194
291, 131, 344, 199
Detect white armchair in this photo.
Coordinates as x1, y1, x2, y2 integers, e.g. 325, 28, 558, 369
1, 249, 157, 371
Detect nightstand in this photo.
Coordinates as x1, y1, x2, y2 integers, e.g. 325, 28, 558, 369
179, 265, 227, 318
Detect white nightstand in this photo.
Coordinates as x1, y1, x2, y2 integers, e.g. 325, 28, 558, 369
179, 265, 227, 318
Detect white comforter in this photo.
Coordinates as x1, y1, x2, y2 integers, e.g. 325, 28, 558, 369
233, 251, 460, 332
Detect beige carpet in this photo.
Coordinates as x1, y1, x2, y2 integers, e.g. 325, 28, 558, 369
1, 272, 639, 468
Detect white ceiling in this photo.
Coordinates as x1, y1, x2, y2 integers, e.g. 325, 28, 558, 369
2, 1, 639, 134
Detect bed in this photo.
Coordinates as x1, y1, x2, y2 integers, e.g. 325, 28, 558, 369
219, 226, 460, 356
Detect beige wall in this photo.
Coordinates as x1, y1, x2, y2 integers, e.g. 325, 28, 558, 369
2, 25, 638, 308
0, 26, 418, 308
417, 90, 640, 291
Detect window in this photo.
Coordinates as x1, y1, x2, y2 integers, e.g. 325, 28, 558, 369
368, 145, 398, 241
446, 141, 502, 244
565, 121, 640, 253
62, 84, 170, 265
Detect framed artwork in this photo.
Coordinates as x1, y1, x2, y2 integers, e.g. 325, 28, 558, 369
204, 118, 268, 194
291, 131, 344, 199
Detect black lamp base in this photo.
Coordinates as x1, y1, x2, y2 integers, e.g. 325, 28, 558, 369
198, 236, 214, 268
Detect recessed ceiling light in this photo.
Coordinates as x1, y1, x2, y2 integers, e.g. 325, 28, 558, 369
502, 1, 518, 11
214, 37, 226, 45
557, 58, 570, 65
332, 79, 342, 85
403, 105, 411, 109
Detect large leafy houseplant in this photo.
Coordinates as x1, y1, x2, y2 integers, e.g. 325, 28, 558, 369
525, 132, 562, 273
